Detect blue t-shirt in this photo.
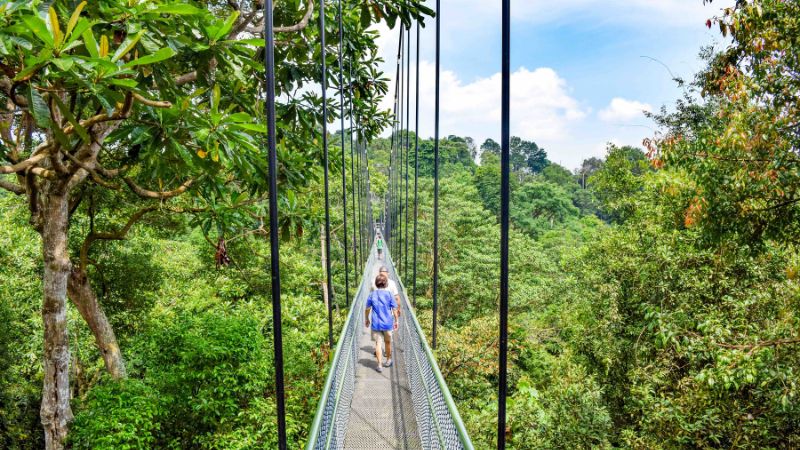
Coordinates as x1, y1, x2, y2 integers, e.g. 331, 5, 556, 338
366, 289, 397, 331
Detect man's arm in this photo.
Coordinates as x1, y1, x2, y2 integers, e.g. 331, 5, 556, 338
364, 307, 371, 327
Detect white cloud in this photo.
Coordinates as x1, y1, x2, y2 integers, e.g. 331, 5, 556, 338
379, 60, 588, 149
598, 98, 652, 123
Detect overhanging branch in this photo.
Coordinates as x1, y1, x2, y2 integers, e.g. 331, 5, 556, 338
122, 177, 195, 199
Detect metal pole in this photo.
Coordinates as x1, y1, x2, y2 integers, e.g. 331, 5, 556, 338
336, 0, 350, 307
397, 29, 404, 273
432, 0, 441, 350
348, 60, 359, 274
498, 0, 511, 446
404, 25, 410, 281
318, 0, 334, 350
263, 1, 287, 447
412, 19, 420, 308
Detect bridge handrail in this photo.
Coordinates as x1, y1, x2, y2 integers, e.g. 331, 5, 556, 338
386, 250, 475, 450
305, 246, 374, 449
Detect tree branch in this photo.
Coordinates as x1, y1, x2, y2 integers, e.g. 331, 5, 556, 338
248, 0, 314, 33
122, 177, 195, 199
0, 177, 25, 194
0, 152, 46, 174
80, 205, 160, 270
62, 151, 121, 191
132, 93, 172, 109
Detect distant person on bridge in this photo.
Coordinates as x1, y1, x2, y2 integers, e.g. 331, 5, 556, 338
365, 273, 399, 372
376, 235, 384, 259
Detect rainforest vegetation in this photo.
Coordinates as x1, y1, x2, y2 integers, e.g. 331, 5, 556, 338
1, 0, 799, 448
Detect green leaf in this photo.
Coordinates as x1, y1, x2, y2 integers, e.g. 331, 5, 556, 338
122, 47, 176, 68
65, 18, 92, 47
227, 38, 264, 47
360, 4, 371, 29
231, 123, 266, 133
106, 78, 139, 88
13, 61, 47, 81
22, 15, 53, 47
28, 88, 49, 128
213, 11, 240, 41
51, 56, 74, 71
225, 112, 251, 123
82, 27, 99, 57
111, 30, 144, 62
211, 84, 221, 113
148, 3, 203, 16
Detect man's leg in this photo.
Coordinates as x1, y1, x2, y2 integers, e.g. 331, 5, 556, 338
372, 331, 383, 366
384, 332, 392, 360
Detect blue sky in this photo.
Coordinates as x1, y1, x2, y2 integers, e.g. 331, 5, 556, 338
374, 0, 733, 170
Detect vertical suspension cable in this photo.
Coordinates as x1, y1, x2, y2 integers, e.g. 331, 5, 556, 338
356, 133, 365, 263
397, 29, 404, 271
432, 0, 441, 350
404, 24, 410, 281
348, 60, 359, 274
389, 28, 401, 254
318, 0, 334, 349
336, 0, 350, 307
263, 1, 286, 447
412, 19, 420, 308
498, 0, 511, 446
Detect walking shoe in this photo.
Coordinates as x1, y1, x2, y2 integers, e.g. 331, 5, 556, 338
383, 358, 393, 367
376, 365, 383, 373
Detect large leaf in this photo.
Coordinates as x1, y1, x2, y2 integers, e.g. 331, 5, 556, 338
48, 7, 62, 48
27, 87, 49, 128
148, 3, 203, 16
122, 47, 175, 68
81, 26, 98, 57
66, 1, 87, 38
111, 30, 144, 62
22, 14, 53, 47
212, 11, 239, 41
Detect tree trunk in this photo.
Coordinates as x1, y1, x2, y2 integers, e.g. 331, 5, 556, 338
40, 190, 73, 450
67, 267, 127, 379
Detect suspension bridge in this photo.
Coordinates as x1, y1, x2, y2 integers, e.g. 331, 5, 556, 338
262, 0, 513, 447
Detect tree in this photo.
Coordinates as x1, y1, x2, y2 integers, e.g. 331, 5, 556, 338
480, 137, 500, 159
578, 157, 604, 188
540, 163, 577, 189
589, 145, 650, 223
511, 181, 578, 235
512, 136, 549, 173
651, 0, 800, 249
0, 0, 431, 447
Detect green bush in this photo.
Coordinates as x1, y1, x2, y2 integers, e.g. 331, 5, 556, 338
70, 379, 160, 450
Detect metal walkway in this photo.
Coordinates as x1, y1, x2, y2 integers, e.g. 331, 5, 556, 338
306, 239, 474, 449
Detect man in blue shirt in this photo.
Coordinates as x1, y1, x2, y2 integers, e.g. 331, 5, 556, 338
365, 273, 399, 373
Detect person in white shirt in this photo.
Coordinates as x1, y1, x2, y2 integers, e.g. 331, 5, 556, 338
371, 266, 401, 316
